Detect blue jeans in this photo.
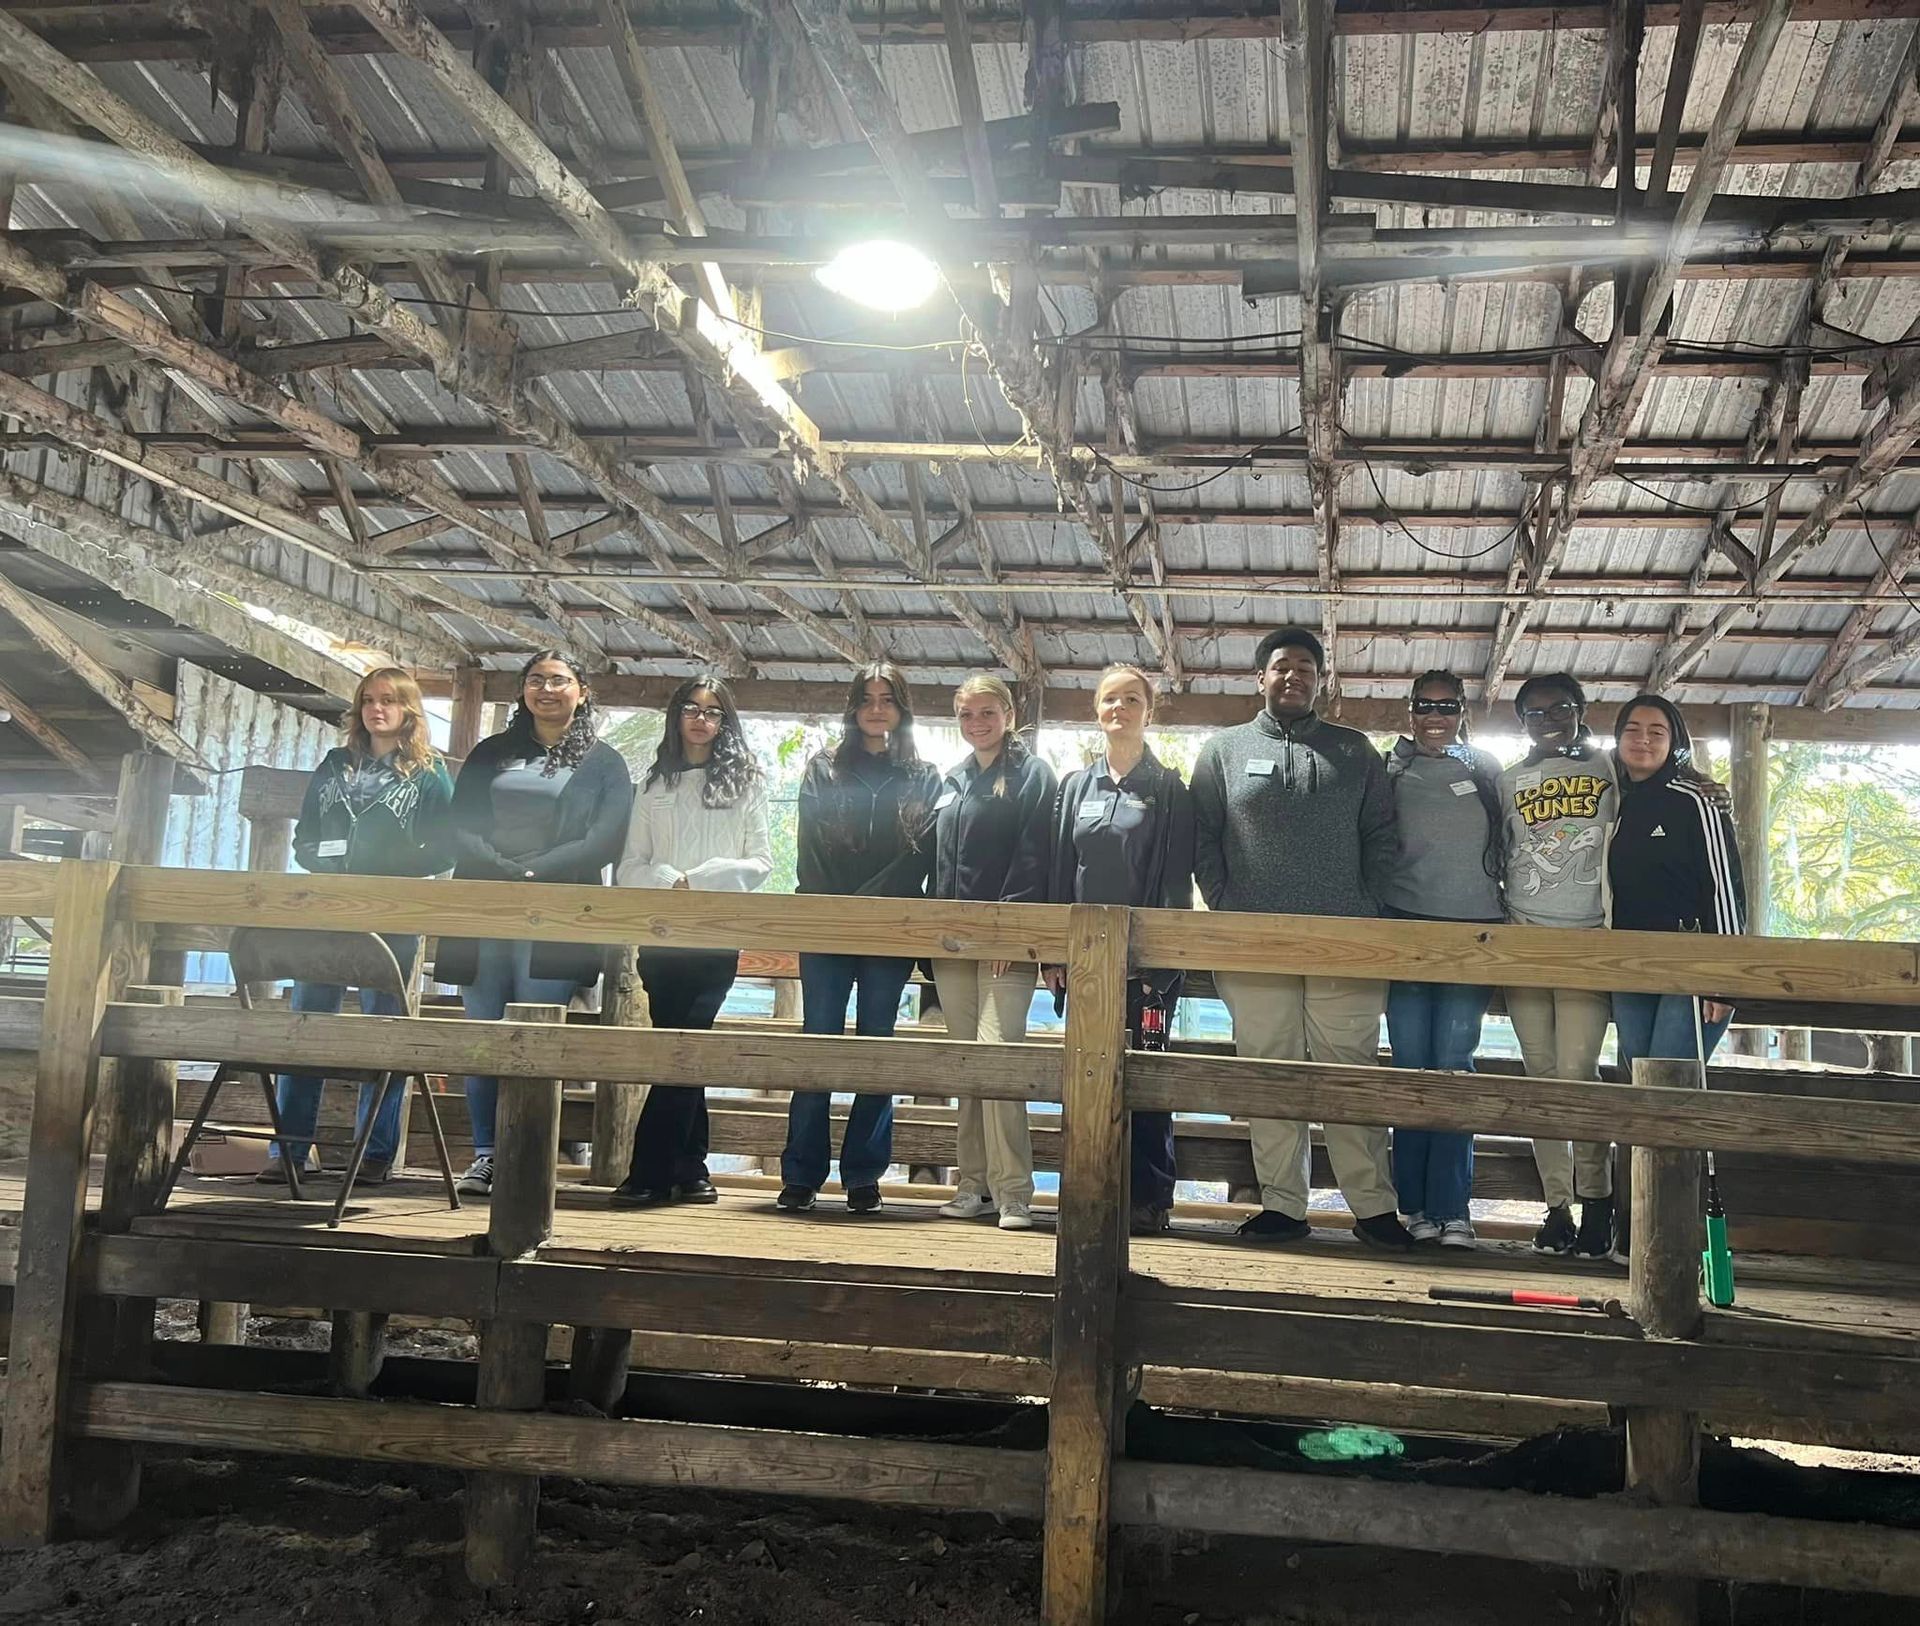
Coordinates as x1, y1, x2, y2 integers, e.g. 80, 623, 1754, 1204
1387, 979, 1490, 1223
781, 952, 913, 1191
460, 938, 580, 1157
1612, 991, 1730, 1084
271, 932, 418, 1168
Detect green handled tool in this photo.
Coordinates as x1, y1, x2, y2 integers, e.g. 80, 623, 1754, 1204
1703, 1150, 1736, 1307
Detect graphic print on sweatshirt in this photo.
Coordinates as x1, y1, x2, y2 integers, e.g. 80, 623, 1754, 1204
1504, 764, 1615, 919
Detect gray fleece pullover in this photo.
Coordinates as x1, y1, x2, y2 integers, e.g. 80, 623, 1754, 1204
1191, 709, 1398, 918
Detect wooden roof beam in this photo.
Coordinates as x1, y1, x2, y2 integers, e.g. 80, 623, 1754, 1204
1477, 0, 1793, 701
1802, 511, 1920, 707
0, 567, 207, 769
0, 471, 463, 672
0, 672, 110, 790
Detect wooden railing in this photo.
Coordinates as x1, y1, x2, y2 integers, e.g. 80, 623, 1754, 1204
2, 861, 1920, 1623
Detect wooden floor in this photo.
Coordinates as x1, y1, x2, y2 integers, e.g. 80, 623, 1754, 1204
9, 1162, 1917, 1358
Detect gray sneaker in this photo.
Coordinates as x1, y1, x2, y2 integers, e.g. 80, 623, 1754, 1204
456, 1155, 494, 1196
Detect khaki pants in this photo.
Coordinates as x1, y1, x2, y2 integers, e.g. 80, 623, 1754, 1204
1214, 970, 1397, 1222
931, 959, 1038, 1209
1506, 985, 1614, 1204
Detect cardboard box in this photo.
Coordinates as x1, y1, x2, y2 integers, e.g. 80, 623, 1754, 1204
176, 1127, 271, 1177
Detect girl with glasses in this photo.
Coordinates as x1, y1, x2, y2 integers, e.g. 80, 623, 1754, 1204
1499, 672, 1620, 1258
261, 667, 453, 1186
1380, 671, 1505, 1249
777, 662, 941, 1216
439, 650, 634, 1196
929, 675, 1058, 1231
611, 675, 772, 1209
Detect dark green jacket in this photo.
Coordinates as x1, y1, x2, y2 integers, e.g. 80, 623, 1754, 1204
292, 747, 454, 879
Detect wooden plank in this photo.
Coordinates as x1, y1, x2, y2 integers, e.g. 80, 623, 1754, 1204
85, 1233, 497, 1320
1107, 1461, 1920, 1596
1125, 1052, 1920, 1167
0, 858, 120, 1543
1128, 910, 1920, 1006
73, 1380, 1046, 1515
96, 1004, 1061, 1104
1044, 904, 1130, 1626
489, 1003, 564, 1260
501, 1261, 1053, 1359
1124, 1299, 1920, 1432
115, 867, 1074, 962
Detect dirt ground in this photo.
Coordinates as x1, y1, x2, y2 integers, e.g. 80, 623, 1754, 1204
0, 1308, 1912, 1626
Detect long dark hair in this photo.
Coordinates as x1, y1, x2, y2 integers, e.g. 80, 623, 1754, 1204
1404, 669, 1504, 883
1611, 692, 1713, 787
647, 674, 761, 808
503, 649, 598, 776
832, 661, 920, 774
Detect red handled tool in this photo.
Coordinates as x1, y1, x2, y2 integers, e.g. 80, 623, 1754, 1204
1427, 1285, 1627, 1318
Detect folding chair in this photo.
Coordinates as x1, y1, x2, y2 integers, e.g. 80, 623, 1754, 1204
158, 926, 462, 1226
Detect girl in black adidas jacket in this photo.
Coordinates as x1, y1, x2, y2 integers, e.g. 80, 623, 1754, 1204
1607, 693, 1747, 1079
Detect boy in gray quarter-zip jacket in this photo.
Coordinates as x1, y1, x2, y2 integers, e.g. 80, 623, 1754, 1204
1192, 627, 1414, 1254
1190, 709, 1398, 919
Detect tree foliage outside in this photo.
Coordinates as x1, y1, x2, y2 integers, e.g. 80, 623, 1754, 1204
1766, 744, 1920, 942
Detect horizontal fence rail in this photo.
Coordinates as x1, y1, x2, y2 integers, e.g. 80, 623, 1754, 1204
5, 862, 1920, 1626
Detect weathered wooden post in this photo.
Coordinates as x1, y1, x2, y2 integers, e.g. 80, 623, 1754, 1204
1727, 705, 1772, 1057
0, 859, 124, 1545
588, 943, 646, 1187
1043, 903, 1130, 1626
465, 1001, 565, 1587
1623, 1055, 1705, 1626
69, 982, 181, 1531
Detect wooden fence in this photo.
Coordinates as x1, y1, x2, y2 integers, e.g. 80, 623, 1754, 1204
0, 861, 1918, 1625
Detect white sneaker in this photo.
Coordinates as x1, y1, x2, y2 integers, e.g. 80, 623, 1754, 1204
997, 1204, 1034, 1231
456, 1154, 494, 1196
1405, 1215, 1441, 1243
939, 1190, 995, 1219
1438, 1219, 1477, 1249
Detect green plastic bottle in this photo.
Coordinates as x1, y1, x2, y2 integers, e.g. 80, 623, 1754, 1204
1702, 1153, 1735, 1307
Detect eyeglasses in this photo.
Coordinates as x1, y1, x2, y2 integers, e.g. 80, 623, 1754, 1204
524, 675, 578, 692
679, 703, 727, 723
1410, 698, 1464, 716
1521, 701, 1580, 722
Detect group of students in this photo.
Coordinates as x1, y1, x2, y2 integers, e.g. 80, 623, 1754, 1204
263, 628, 1743, 1260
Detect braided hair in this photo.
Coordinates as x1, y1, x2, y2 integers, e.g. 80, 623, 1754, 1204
504, 650, 598, 776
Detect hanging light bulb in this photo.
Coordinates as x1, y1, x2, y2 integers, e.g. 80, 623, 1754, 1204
814, 240, 941, 313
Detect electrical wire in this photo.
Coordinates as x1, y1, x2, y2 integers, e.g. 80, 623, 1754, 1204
1086, 428, 1305, 495
1341, 430, 1525, 561
1855, 502, 1920, 619
1615, 470, 1795, 517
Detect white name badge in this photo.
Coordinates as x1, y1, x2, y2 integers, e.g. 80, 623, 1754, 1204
934, 790, 958, 811
1079, 795, 1115, 819
1450, 780, 1478, 797
1246, 759, 1277, 776
315, 839, 348, 858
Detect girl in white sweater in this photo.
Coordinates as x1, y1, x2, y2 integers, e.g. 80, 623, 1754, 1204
611, 675, 772, 1207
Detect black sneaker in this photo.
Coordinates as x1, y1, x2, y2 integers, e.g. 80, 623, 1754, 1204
1573, 1196, 1617, 1261
1532, 1203, 1577, 1255
609, 1178, 675, 1209
356, 1160, 393, 1185
674, 1178, 719, 1204
1237, 1209, 1311, 1243
1128, 1204, 1170, 1236
845, 1183, 883, 1215
775, 1184, 816, 1213
1353, 1212, 1416, 1252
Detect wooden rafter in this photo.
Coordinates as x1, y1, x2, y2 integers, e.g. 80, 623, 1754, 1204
0, 568, 208, 769
0, 674, 110, 790
1803, 511, 1920, 707
1478, 0, 1793, 701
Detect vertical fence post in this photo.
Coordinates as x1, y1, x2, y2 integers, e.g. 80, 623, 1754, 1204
1623, 1056, 1704, 1626
465, 1001, 564, 1588
1043, 903, 1130, 1626
588, 944, 645, 1187
0, 858, 124, 1545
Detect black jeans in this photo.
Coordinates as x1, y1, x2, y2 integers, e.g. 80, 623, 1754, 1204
624, 948, 740, 1189
1129, 979, 1180, 1211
